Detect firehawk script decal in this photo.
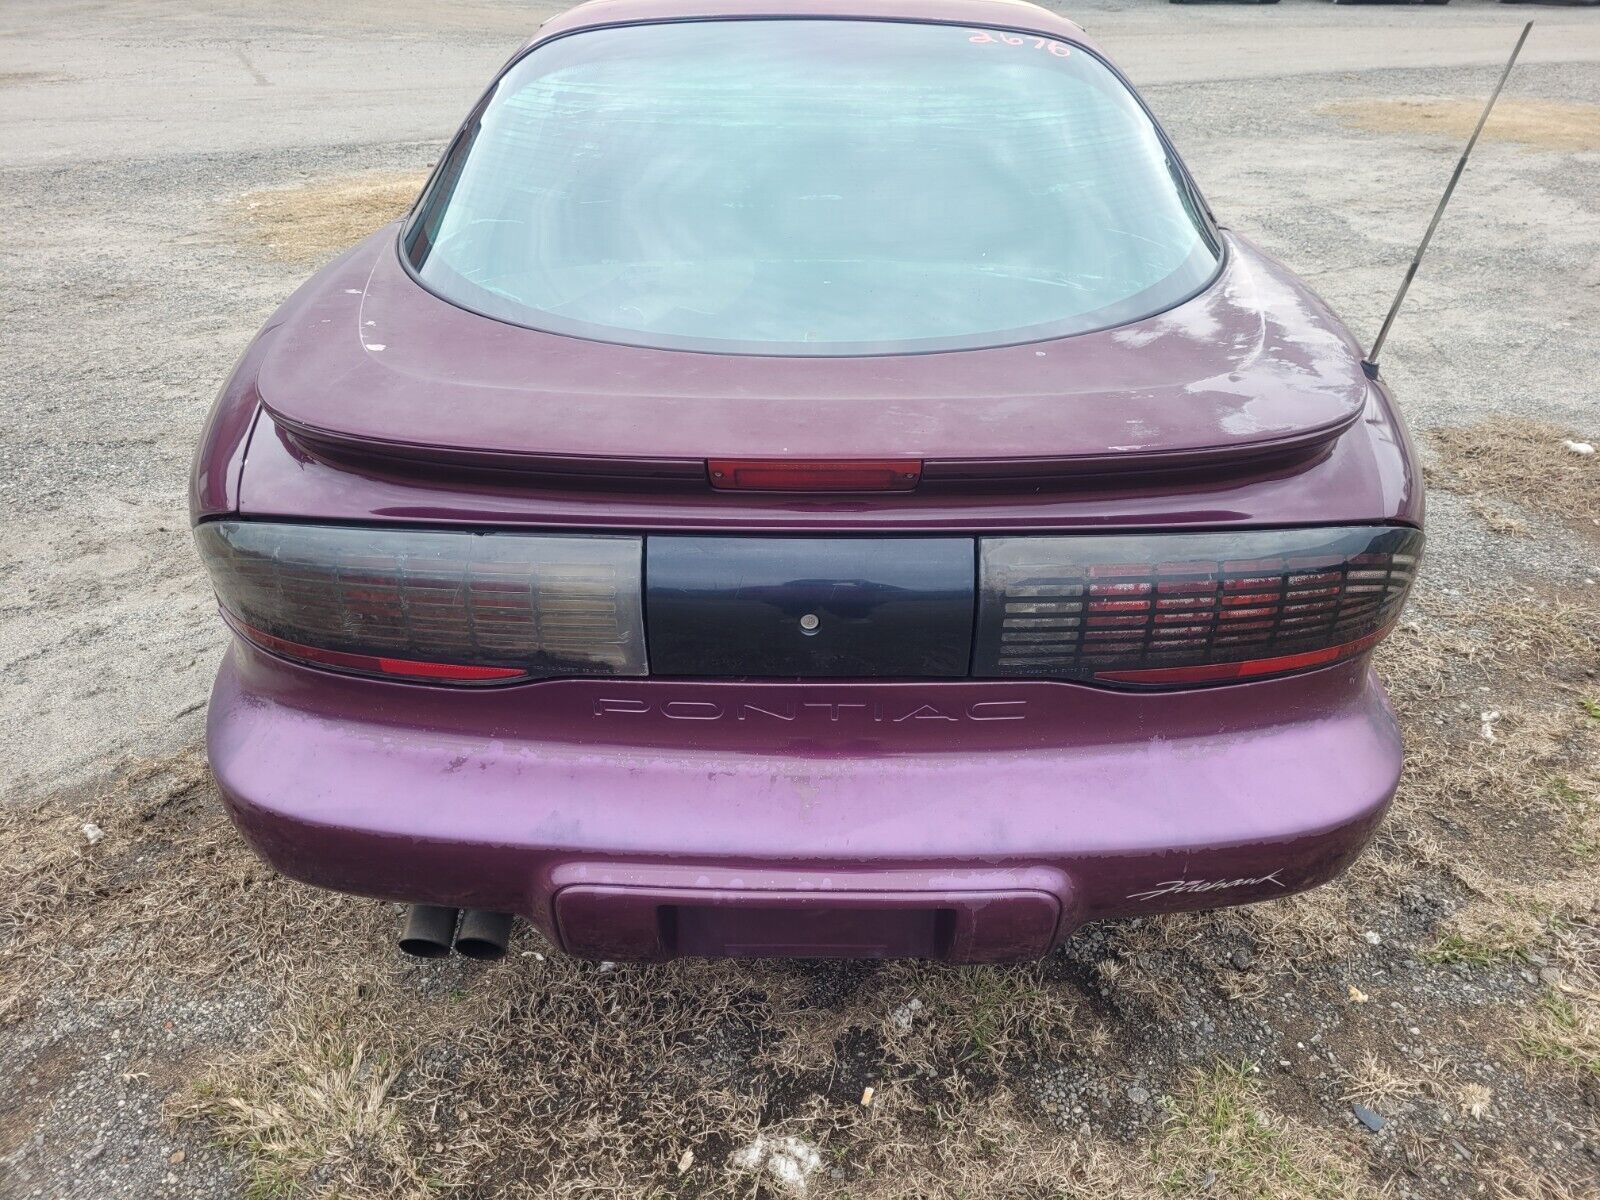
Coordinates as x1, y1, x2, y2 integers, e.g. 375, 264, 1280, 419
1127, 871, 1287, 902
592, 698, 1027, 722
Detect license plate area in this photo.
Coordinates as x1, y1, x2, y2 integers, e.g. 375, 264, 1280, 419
672, 903, 947, 959
554, 884, 1060, 962
645, 536, 975, 677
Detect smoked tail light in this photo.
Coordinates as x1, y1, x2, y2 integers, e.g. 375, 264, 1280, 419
974, 525, 1422, 688
193, 521, 647, 685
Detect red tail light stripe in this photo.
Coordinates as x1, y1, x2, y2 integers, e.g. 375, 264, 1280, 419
227, 616, 529, 683
1093, 625, 1394, 686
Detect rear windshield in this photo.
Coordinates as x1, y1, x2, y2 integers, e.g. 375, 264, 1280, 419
404, 19, 1220, 356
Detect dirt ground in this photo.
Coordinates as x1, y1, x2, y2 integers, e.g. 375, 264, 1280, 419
1, 1, 1598, 1197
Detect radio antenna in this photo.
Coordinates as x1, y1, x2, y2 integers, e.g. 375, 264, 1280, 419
1364, 21, 1532, 376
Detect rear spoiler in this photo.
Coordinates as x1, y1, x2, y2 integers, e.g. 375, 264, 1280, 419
272, 405, 1356, 494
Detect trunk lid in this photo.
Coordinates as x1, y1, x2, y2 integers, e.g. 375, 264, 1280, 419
258, 229, 1370, 481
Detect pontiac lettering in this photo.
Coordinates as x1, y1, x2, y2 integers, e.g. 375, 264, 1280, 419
592, 698, 1027, 722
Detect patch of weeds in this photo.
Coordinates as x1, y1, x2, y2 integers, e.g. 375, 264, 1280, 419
1519, 990, 1600, 1080
1581, 698, 1600, 721
1483, 1158, 1600, 1200
941, 966, 1069, 1067
176, 1032, 421, 1199
1544, 778, 1599, 861
1153, 1062, 1363, 1200
1468, 496, 1528, 537
1322, 97, 1600, 153
1419, 895, 1591, 972
1547, 778, 1585, 807
1427, 417, 1598, 524
235, 172, 428, 266
243, 1163, 302, 1200
844, 960, 1085, 1075
1338, 1051, 1424, 1106
1420, 933, 1526, 968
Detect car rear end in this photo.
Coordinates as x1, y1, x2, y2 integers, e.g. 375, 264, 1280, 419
191, 2, 1423, 962
195, 397, 1421, 962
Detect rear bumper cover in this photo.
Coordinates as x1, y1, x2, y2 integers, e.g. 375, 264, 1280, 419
208, 644, 1401, 961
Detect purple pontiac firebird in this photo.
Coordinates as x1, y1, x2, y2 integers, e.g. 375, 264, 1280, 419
191, 0, 1423, 963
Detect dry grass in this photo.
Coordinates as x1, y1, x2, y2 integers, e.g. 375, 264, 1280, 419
1153, 1063, 1364, 1200
1515, 915, 1600, 1084
1467, 497, 1528, 538
166, 949, 1150, 1199
1323, 98, 1600, 154
1382, 594, 1600, 965
236, 171, 428, 266
1485, 1159, 1600, 1200
1519, 989, 1600, 1081
185, 1035, 416, 1200
1338, 1052, 1424, 1107
174, 956, 775, 1198
1428, 417, 1598, 524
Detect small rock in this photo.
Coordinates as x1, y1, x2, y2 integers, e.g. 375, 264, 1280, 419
168, 1150, 185, 1165
1363, 931, 1383, 946
1126, 1084, 1151, 1105
1353, 1104, 1387, 1133
1230, 948, 1254, 970
731, 1135, 822, 1195
82, 822, 105, 845
1348, 985, 1369, 1003
889, 998, 923, 1032
1562, 440, 1595, 456
1538, 967, 1562, 987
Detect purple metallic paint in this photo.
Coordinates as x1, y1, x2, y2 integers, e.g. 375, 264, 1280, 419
265, 231, 1367, 468
195, 227, 1422, 530
208, 642, 1397, 959
189, 0, 1423, 961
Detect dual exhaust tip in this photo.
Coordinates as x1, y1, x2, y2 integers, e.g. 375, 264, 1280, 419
399, 905, 513, 961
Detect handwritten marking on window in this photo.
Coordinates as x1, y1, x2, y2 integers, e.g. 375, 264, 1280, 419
968, 31, 1072, 57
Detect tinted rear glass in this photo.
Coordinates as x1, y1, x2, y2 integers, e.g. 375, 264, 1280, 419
404, 19, 1220, 356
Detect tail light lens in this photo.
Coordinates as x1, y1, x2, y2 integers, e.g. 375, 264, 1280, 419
975, 525, 1421, 688
194, 521, 647, 684
196, 521, 1418, 690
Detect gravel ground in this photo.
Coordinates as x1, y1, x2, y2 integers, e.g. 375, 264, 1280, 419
1, 2, 1597, 1198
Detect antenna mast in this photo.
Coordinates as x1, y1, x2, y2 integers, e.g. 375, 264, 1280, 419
1364, 21, 1533, 375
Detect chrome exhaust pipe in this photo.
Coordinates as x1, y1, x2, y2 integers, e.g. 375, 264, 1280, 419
399, 904, 459, 958
454, 910, 514, 960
